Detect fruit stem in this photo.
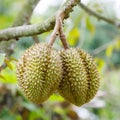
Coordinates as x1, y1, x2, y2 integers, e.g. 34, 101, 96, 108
48, 14, 60, 46
48, 11, 69, 49
59, 17, 69, 49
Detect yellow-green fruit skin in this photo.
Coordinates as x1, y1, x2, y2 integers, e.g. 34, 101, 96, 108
16, 43, 62, 104
58, 48, 100, 106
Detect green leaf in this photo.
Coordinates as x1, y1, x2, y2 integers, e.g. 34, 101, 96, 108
49, 94, 64, 102
0, 15, 13, 29
4, 59, 13, 70
67, 27, 80, 46
0, 62, 17, 84
114, 39, 120, 50
21, 102, 38, 111
29, 108, 49, 120
86, 17, 95, 35
106, 45, 114, 57
95, 58, 105, 72
0, 107, 17, 120
10, 57, 18, 62
0, 74, 6, 81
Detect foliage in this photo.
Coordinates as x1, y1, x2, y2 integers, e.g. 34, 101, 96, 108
0, 0, 120, 120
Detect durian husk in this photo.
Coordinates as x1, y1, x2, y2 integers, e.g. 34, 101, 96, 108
16, 43, 62, 104
58, 48, 100, 106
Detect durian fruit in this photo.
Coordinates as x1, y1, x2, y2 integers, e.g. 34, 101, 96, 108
16, 43, 62, 104
58, 48, 100, 106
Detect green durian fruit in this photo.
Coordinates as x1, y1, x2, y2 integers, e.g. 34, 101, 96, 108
16, 43, 62, 104
58, 48, 100, 106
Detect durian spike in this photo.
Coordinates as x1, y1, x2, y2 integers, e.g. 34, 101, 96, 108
17, 43, 63, 104
58, 48, 100, 106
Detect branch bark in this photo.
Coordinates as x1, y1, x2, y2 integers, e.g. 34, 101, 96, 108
79, 3, 120, 27
0, 0, 80, 41
0, 0, 40, 71
13, 0, 40, 26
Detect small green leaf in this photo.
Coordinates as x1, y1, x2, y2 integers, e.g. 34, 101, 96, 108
49, 94, 64, 102
4, 59, 13, 70
67, 27, 80, 46
0, 74, 6, 81
9, 57, 18, 62
115, 39, 120, 50
95, 58, 105, 72
86, 17, 95, 35
106, 45, 114, 57
0, 62, 17, 84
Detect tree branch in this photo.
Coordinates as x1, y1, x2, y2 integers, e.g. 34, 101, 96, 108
0, 0, 80, 41
0, 0, 40, 71
79, 3, 120, 27
13, 0, 40, 26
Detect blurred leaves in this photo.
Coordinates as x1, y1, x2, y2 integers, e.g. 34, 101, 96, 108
67, 27, 80, 47
0, 62, 17, 84
86, 17, 95, 35
95, 58, 105, 71
0, 74, 6, 81
114, 39, 120, 50
0, 107, 22, 120
105, 39, 120, 58
0, 15, 14, 29
105, 45, 114, 57
4, 59, 13, 71
49, 94, 64, 102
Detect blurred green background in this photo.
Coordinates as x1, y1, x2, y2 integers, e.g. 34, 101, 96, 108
0, 0, 120, 120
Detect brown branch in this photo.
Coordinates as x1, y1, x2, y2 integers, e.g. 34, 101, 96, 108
0, 0, 80, 41
13, 0, 40, 27
79, 3, 120, 27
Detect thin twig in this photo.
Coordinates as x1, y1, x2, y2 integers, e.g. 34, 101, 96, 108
79, 3, 120, 27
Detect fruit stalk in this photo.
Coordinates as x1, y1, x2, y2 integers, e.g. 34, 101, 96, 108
49, 11, 69, 49
59, 17, 69, 49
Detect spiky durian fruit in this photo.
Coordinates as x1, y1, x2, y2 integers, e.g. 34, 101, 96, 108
58, 48, 100, 106
16, 43, 62, 104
